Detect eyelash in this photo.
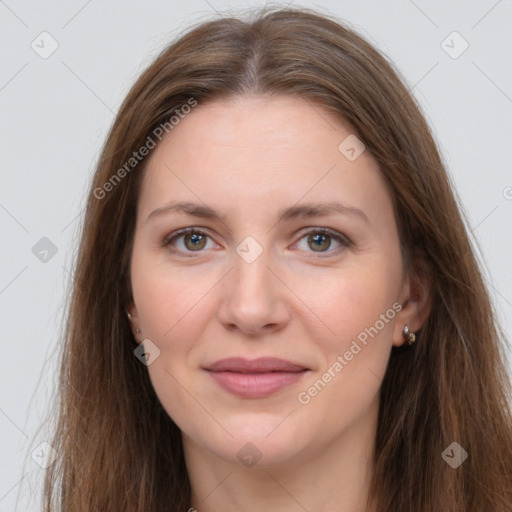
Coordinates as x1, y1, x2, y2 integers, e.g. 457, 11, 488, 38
162, 227, 352, 258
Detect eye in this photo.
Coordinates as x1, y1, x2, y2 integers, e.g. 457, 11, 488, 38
162, 227, 352, 257
293, 228, 351, 256
162, 228, 215, 254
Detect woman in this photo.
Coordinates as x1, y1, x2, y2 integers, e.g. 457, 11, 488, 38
40, 6, 512, 511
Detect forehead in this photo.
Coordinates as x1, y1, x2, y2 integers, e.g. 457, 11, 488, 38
158, 94, 352, 163
137, 95, 391, 224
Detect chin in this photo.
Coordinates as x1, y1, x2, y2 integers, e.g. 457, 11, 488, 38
191, 412, 313, 468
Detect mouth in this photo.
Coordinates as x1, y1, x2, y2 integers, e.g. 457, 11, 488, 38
203, 357, 310, 398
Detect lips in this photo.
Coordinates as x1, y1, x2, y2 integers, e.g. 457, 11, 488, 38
203, 357, 309, 398
205, 357, 308, 373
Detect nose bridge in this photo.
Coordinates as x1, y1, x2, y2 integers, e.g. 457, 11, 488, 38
236, 249, 269, 287
216, 235, 289, 334
231, 236, 275, 303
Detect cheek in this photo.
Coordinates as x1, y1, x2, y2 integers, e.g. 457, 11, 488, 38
296, 263, 398, 349
130, 257, 215, 432
293, 263, 399, 406
130, 244, 215, 343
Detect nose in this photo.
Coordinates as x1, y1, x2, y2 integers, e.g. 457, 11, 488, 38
216, 246, 291, 337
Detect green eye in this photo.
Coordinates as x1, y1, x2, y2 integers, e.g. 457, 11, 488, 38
163, 227, 351, 257
295, 228, 351, 255
163, 228, 212, 253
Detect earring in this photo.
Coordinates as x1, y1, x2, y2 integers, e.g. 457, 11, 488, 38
126, 311, 141, 335
403, 325, 416, 345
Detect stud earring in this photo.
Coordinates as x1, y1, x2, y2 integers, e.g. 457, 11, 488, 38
126, 311, 141, 335
403, 325, 416, 345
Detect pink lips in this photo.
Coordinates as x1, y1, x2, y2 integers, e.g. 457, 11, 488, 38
204, 357, 309, 398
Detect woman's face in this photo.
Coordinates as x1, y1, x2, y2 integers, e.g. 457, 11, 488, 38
128, 94, 413, 467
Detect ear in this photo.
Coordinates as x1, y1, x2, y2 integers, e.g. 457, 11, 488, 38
392, 261, 432, 347
125, 300, 143, 344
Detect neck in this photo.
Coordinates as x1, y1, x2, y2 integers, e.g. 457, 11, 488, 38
184, 398, 379, 512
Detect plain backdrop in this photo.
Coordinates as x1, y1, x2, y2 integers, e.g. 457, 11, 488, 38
1, 0, 511, 510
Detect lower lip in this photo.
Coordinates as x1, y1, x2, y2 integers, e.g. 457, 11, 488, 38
207, 370, 308, 398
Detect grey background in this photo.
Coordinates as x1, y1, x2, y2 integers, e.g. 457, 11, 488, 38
1, 0, 511, 510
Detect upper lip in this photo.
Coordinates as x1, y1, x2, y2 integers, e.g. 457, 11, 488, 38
204, 357, 308, 373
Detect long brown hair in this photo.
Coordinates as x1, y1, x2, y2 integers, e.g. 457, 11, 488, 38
37, 6, 512, 511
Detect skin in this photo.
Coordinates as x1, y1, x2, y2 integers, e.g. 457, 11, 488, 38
127, 95, 431, 511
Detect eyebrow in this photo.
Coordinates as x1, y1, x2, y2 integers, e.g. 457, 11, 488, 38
146, 200, 370, 225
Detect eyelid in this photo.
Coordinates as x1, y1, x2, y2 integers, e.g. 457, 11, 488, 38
294, 226, 352, 245
161, 227, 220, 255
291, 227, 352, 256
161, 227, 213, 247
162, 226, 352, 257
